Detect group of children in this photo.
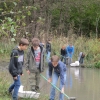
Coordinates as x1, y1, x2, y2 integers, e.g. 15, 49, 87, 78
8, 38, 55, 100
61, 44, 85, 66
8, 37, 84, 100
60, 43, 74, 65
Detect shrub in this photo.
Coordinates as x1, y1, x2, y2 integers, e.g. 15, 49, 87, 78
94, 61, 100, 68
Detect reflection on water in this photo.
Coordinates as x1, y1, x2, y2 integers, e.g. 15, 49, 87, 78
0, 64, 100, 100
44, 66, 100, 100
64, 67, 100, 100
65, 68, 72, 88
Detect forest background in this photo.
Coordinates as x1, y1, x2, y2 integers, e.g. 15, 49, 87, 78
0, 0, 100, 99
0, 0, 100, 68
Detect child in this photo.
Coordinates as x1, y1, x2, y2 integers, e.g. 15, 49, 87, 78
25, 38, 45, 92
66, 43, 74, 65
61, 45, 67, 64
48, 55, 67, 100
8, 38, 29, 100
46, 39, 51, 62
78, 52, 85, 65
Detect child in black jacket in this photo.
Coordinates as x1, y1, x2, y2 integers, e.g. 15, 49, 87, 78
46, 39, 51, 62
8, 38, 29, 100
60, 45, 67, 64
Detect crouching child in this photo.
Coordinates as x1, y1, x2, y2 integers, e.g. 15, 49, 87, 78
48, 55, 67, 100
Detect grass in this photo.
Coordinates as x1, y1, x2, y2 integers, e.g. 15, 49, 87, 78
0, 35, 100, 66
0, 35, 100, 100
51, 35, 100, 68
0, 41, 16, 62
0, 71, 49, 100
0, 71, 11, 100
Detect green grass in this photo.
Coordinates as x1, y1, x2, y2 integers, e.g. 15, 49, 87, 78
0, 35, 100, 67
51, 35, 100, 68
0, 72, 11, 100
0, 71, 49, 100
0, 35, 100, 100
0, 41, 16, 61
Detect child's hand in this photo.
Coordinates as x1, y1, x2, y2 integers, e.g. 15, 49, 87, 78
13, 76, 17, 80
21, 74, 24, 76
27, 70, 30, 74
48, 78, 52, 83
61, 87, 64, 94
20, 73, 23, 76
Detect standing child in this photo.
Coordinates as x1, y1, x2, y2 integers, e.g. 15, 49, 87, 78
60, 45, 67, 64
46, 39, 51, 62
66, 43, 74, 65
8, 38, 29, 100
25, 38, 45, 92
48, 55, 67, 100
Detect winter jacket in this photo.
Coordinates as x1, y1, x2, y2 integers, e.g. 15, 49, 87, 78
9, 47, 24, 77
46, 42, 51, 52
61, 49, 67, 56
25, 45, 45, 73
48, 61, 67, 85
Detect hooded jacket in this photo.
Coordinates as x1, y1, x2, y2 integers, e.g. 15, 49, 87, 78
25, 45, 45, 73
9, 47, 24, 77
48, 61, 67, 85
66, 45, 74, 58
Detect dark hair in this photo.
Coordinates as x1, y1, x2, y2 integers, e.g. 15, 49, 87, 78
51, 55, 59, 62
19, 38, 29, 46
81, 53, 85, 58
32, 38, 40, 47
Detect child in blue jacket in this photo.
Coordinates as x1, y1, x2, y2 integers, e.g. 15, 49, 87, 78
48, 55, 67, 100
66, 43, 74, 65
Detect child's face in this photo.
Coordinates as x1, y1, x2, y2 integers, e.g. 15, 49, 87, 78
48, 40, 51, 43
33, 46, 38, 50
51, 61, 58, 67
21, 45, 28, 50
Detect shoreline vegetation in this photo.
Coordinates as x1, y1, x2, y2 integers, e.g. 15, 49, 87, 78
0, 36, 100, 68
1, 0, 100, 99
0, 36, 100, 100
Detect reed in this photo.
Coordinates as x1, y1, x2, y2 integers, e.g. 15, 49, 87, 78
51, 35, 100, 68
0, 35, 100, 67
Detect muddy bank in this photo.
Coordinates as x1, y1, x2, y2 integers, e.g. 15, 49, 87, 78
0, 61, 9, 67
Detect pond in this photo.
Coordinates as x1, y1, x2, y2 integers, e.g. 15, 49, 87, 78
64, 67, 100, 100
0, 63, 100, 100
22, 66, 100, 100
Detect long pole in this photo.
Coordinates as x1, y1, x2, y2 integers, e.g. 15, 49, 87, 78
40, 74, 76, 100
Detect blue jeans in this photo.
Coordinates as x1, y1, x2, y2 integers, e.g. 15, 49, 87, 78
9, 75, 21, 100
50, 72, 66, 100
61, 56, 67, 64
46, 51, 51, 62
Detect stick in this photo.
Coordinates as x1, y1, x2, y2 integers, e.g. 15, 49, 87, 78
40, 74, 76, 100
